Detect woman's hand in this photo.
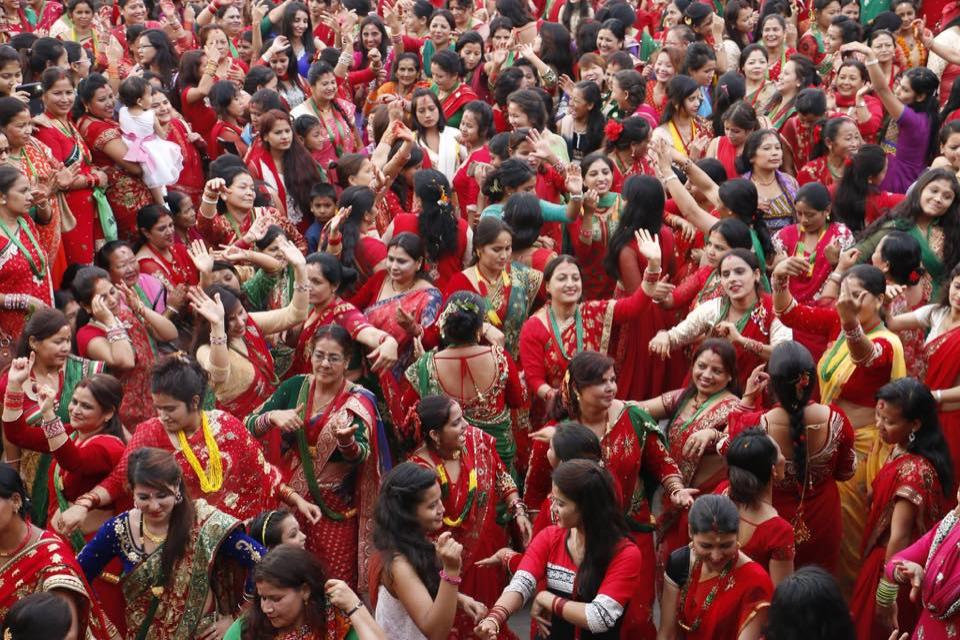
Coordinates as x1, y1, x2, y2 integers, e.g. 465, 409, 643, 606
742, 364, 769, 404
187, 288, 225, 326
837, 246, 861, 273
436, 531, 463, 574
197, 616, 233, 640
669, 486, 699, 509
116, 282, 144, 316
876, 601, 898, 631
671, 216, 697, 243
458, 594, 488, 623
893, 560, 925, 602
474, 619, 499, 640
35, 382, 57, 417
515, 512, 533, 547
106, 35, 125, 66
6, 353, 34, 389
772, 255, 808, 279
334, 421, 359, 445
531, 425, 556, 443
713, 320, 743, 345
650, 280, 676, 304
395, 307, 420, 335
649, 331, 672, 358
564, 162, 582, 194
91, 293, 115, 324
292, 494, 323, 524
327, 207, 351, 239
166, 284, 187, 312
277, 238, 306, 266
682, 429, 718, 458
218, 244, 248, 263
204, 40, 223, 65
836, 277, 867, 325
53, 504, 89, 535
634, 228, 662, 264
367, 335, 399, 372
841, 41, 875, 60
269, 406, 304, 433
582, 188, 599, 213
528, 128, 557, 166
531, 591, 554, 636
53, 163, 80, 191
203, 177, 226, 202
482, 323, 505, 347
474, 546, 516, 568
325, 579, 363, 612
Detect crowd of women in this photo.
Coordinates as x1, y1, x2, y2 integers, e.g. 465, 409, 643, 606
2, 0, 960, 637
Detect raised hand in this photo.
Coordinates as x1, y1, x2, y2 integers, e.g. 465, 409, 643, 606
367, 335, 399, 372
324, 579, 363, 612
742, 363, 770, 401
34, 383, 57, 416
564, 163, 583, 194
772, 255, 809, 279
91, 293, 115, 324
836, 276, 867, 324
634, 228, 662, 263
837, 246, 861, 273
395, 306, 418, 334
277, 238, 306, 266
435, 531, 463, 573
187, 288, 225, 326
6, 353, 34, 388
187, 239, 215, 273
649, 331, 671, 358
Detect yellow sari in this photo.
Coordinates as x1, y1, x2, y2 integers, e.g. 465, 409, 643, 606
819, 326, 906, 596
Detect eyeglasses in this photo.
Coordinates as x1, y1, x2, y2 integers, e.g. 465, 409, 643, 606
311, 351, 344, 364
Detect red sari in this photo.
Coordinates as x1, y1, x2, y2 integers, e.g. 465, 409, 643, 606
851, 452, 945, 640
97, 410, 286, 520
0, 530, 117, 639
925, 325, 960, 485
165, 117, 205, 207
208, 119, 248, 161
290, 299, 373, 377
77, 114, 154, 242
657, 389, 740, 560
13, 139, 66, 283
411, 426, 518, 640
0, 215, 54, 360
569, 192, 621, 301
33, 113, 101, 265
674, 558, 773, 640
136, 243, 200, 290
390, 213, 469, 291
216, 317, 279, 418
197, 206, 307, 252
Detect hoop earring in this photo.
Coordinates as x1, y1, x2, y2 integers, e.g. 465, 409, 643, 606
909, 432, 916, 443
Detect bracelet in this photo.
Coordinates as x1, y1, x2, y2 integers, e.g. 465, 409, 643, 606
254, 412, 272, 437
278, 484, 296, 505
772, 276, 789, 293
294, 283, 310, 293
338, 53, 353, 67
843, 323, 865, 341
856, 102, 867, 108
106, 326, 129, 343
209, 334, 228, 346
643, 269, 661, 283
439, 569, 462, 585
828, 271, 843, 283
662, 174, 679, 184
935, 389, 943, 403
41, 415, 66, 439
743, 338, 764, 355
3, 390, 24, 409
569, 193, 583, 202
552, 595, 568, 618
3, 293, 26, 310
201, 195, 219, 205
480, 617, 501, 634
509, 500, 529, 519
336, 437, 359, 452
865, 58, 880, 66
77, 491, 101, 509
487, 604, 509, 626
876, 577, 899, 606
663, 476, 685, 496
328, 235, 342, 246
344, 601, 364, 617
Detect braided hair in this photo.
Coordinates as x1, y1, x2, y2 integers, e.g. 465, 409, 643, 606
766, 342, 816, 485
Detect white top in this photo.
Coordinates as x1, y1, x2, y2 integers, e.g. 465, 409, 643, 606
419, 126, 463, 186
903, 304, 954, 345
666, 296, 793, 347
927, 26, 960, 78
374, 584, 427, 640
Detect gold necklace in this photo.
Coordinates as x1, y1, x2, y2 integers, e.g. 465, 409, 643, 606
753, 172, 777, 186
141, 517, 167, 544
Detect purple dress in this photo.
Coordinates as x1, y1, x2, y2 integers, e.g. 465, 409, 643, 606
880, 106, 931, 194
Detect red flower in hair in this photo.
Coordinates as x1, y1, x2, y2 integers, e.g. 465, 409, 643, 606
908, 269, 922, 285
605, 120, 624, 142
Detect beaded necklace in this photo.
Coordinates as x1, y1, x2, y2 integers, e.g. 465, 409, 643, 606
677, 558, 736, 632
176, 412, 224, 493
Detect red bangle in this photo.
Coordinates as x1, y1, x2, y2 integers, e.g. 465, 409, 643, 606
488, 604, 509, 625
328, 235, 342, 246
439, 569, 462, 585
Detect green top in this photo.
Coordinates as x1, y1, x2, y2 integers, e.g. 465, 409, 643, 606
224, 617, 359, 640
242, 269, 279, 312
481, 199, 570, 222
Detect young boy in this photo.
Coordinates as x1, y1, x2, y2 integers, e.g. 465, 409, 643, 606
306, 183, 337, 254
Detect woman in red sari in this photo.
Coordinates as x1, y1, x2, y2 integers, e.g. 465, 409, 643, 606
852, 378, 952, 640
54, 354, 322, 536
189, 239, 308, 419
659, 495, 773, 640
289, 253, 398, 379
518, 240, 662, 430
197, 168, 306, 253
476, 460, 643, 640
0, 167, 54, 368
246, 325, 387, 595
75, 73, 153, 242
894, 265, 960, 485
411, 395, 529, 639
630, 339, 741, 563
72, 266, 177, 428
650, 249, 794, 391
134, 205, 199, 291
152, 85, 205, 208
525, 351, 696, 638
726, 341, 857, 574
771, 183, 855, 359
0, 465, 115, 640
33, 68, 109, 266
797, 117, 863, 187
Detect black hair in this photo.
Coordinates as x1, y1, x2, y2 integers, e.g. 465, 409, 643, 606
413, 169, 459, 263
137, 29, 178, 88
507, 88, 548, 130
502, 193, 543, 252
724, 0, 754, 49
721, 100, 760, 135
127, 447, 195, 587
766, 341, 817, 486
726, 427, 779, 505
280, 2, 315, 59
309, 323, 355, 361
489, 132, 511, 161
259, 109, 325, 219
712, 72, 746, 136
710, 216, 754, 251
481, 158, 535, 203
613, 69, 646, 114
72, 374, 127, 443
555, 351, 615, 421
1, 592, 72, 640
765, 567, 856, 640
496, 0, 534, 26
795, 182, 832, 212
151, 353, 209, 409
356, 15, 389, 69
15, 307, 70, 358
440, 290, 485, 345
661, 74, 700, 124
940, 79, 960, 124
572, 80, 606, 155
604, 115, 651, 153
0, 464, 29, 518
551, 422, 602, 462
877, 378, 954, 495
830, 15, 863, 43
249, 88, 286, 112
809, 116, 858, 160
243, 65, 276, 95
333, 186, 377, 279
718, 178, 773, 258
118, 74, 149, 108
539, 22, 575, 80
604, 176, 665, 280
575, 20, 602, 54
373, 462, 442, 596
462, 100, 495, 141
431, 48, 462, 78
877, 230, 924, 286
901, 67, 943, 161
688, 494, 740, 534
417, 394, 455, 444
410, 87, 447, 135
27, 37, 64, 80
833, 144, 886, 233
683, 41, 716, 76
388, 139, 423, 207
208, 80, 239, 118
795, 87, 827, 116
552, 459, 631, 601
493, 67, 525, 108
306, 251, 357, 294
738, 42, 769, 72
606, 50, 634, 72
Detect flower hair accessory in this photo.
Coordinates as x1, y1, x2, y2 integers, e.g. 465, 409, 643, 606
403, 405, 423, 442
794, 371, 811, 389
605, 120, 624, 142
437, 184, 450, 207
438, 297, 483, 339
908, 269, 922, 285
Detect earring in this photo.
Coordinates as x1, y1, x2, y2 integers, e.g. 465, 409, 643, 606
909, 432, 916, 443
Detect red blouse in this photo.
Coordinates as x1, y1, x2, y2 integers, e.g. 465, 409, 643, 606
391, 213, 469, 291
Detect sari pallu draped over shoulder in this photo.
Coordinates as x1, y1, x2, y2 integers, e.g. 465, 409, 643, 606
280, 378, 388, 596
0, 530, 118, 639
218, 316, 278, 418
926, 324, 960, 483
123, 499, 251, 640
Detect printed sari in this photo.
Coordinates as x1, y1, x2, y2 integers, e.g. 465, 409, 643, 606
851, 452, 945, 640
657, 389, 740, 559
217, 317, 279, 418
290, 298, 373, 377
196, 206, 307, 253
411, 426, 519, 639
0, 530, 117, 639
925, 324, 960, 486
569, 192, 622, 301
444, 263, 542, 359
249, 376, 386, 595
887, 509, 960, 639
0, 214, 54, 367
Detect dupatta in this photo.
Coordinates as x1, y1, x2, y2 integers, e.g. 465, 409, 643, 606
122, 500, 245, 640
818, 325, 907, 404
